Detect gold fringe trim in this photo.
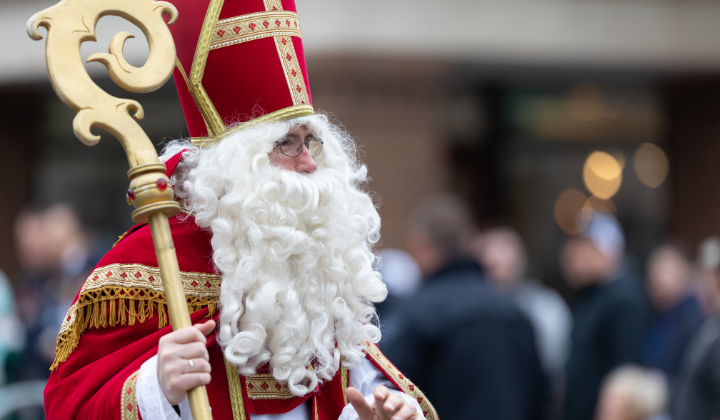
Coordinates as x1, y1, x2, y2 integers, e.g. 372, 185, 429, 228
51, 285, 218, 371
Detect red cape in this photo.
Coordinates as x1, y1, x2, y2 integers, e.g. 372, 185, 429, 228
44, 215, 438, 420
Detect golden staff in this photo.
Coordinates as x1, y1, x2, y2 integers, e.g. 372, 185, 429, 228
27, 1, 213, 418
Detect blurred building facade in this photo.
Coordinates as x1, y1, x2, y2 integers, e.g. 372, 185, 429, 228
2, 0, 720, 293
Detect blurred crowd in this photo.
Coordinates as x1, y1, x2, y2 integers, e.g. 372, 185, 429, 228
1, 196, 719, 420
378, 194, 720, 420
0, 203, 107, 418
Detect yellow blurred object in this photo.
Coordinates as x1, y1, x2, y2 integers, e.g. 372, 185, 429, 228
583, 151, 623, 199
555, 189, 591, 235
634, 142, 669, 188
608, 149, 626, 169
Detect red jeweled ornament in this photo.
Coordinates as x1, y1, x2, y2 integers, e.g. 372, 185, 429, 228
126, 189, 135, 205
156, 178, 168, 191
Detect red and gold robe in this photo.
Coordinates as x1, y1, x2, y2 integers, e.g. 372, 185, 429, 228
43, 215, 438, 420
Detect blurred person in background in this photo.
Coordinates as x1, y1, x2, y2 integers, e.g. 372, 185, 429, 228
562, 211, 651, 420
0, 268, 25, 385
673, 237, 720, 420
11, 203, 93, 382
696, 237, 720, 316
374, 248, 422, 336
643, 242, 705, 402
471, 226, 572, 387
595, 365, 669, 420
382, 194, 548, 420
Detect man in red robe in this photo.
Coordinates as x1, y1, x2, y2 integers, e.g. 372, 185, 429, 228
43, 0, 438, 419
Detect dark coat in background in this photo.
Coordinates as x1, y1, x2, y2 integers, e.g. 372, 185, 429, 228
644, 294, 705, 407
564, 260, 651, 420
674, 316, 720, 420
380, 260, 548, 420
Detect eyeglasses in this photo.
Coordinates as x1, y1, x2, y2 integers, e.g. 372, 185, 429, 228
276, 137, 324, 157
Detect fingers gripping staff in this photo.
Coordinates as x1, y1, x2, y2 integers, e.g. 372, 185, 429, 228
27, 1, 213, 419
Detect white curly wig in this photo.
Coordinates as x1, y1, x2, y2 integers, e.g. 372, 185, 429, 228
160, 115, 387, 396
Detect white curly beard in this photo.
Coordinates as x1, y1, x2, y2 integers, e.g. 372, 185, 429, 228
160, 115, 387, 396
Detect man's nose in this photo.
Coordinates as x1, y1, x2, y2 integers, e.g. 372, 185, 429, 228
295, 144, 317, 174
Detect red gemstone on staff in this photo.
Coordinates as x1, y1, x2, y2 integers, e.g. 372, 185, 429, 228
126, 189, 135, 199
156, 178, 168, 191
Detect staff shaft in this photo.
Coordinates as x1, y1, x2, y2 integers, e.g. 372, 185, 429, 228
149, 212, 213, 420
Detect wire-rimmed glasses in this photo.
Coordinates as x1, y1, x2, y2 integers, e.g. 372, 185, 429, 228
276, 138, 323, 157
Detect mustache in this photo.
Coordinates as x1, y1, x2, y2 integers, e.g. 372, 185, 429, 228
256, 166, 340, 213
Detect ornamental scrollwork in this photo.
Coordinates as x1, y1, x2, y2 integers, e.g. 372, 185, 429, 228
27, 0, 179, 168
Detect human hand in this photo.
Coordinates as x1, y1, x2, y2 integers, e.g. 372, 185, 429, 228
347, 385, 423, 420
157, 320, 216, 405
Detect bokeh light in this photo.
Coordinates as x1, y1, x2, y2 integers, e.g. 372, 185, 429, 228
583, 151, 623, 199
555, 189, 591, 235
608, 149, 626, 169
634, 142, 669, 188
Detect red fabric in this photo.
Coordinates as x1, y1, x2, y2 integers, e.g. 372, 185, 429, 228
98, 216, 216, 275
280, 0, 298, 12
166, 0, 312, 137
165, 149, 189, 178
172, 67, 209, 138
218, 0, 267, 20
204, 37, 292, 124
170, 0, 210, 71
168, 0, 213, 137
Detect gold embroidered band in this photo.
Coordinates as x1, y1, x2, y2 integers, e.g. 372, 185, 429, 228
363, 342, 439, 420
121, 370, 141, 420
189, 104, 315, 147
264, 0, 283, 10
175, 58, 214, 136
245, 373, 295, 400
341, 365, 349, 405
225, 358, 247, 420
51, 264, 221, 370
274, 34, 310, 106
189, 0, 226, 136
211, 11, 301, 50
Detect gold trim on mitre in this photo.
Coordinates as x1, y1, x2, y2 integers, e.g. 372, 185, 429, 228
180, 0, 313, 147
188, 0, 226, 137
264, 0, 283, 10
175, 57, 214, 137
211, 11, 301, 51
189, 104, 315, 147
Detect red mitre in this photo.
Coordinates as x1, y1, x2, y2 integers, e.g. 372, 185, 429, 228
166, 0, 314, 147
